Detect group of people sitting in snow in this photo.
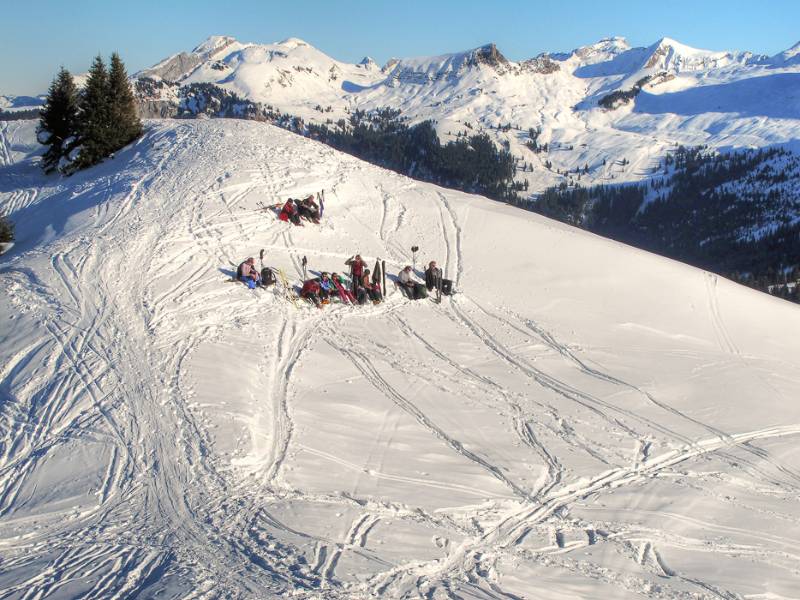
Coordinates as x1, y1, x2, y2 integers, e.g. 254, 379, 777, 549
299, 255, 382, 308
237, 254, 452, 305
279, 195, 321, 226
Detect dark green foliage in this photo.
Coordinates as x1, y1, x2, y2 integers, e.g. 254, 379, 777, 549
531, 145, 800, 303
73, 55, 113, 170
38, 67, 79, 172
177, 83, 271, 119
0, 213, 14, 247
39, 53, 143, 173
0, 108, 41, 121
306, 110, 516, 201
107, 52, 142, 149
598, 75, 653, 110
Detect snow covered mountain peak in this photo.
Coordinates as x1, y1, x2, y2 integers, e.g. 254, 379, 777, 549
277, 37, 312, 49
384, 43, 514, 85
641, 36, 747, 72
191, 35, 239, 56
773, 40, 800, 65
567, 36, 632, 63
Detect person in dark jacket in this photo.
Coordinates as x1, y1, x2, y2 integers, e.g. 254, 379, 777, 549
425, 261, 442, 292
356, 269, 382, 304
297, 195, 320, 224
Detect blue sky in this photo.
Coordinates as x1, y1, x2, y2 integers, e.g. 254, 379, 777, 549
2, 0, 799, 95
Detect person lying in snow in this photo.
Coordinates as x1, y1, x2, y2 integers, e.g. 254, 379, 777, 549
279, 199, 303, 226
300, 278, 322, 308
398, 265, 427, 299
237, 257, 262, 289
296, 195, 320, 224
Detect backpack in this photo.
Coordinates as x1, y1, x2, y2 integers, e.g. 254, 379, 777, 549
261, 268, 276, 286
441, 278, 453, 295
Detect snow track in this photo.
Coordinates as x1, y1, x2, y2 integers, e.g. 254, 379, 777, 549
2, 119, 800, 599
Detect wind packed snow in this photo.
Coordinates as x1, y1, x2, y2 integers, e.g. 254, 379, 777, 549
2, 119, 800, 599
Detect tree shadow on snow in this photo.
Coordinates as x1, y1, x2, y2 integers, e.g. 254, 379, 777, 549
0, 126, 175, 257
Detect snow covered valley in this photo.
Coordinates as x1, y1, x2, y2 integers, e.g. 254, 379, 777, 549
2, 119, 800, 599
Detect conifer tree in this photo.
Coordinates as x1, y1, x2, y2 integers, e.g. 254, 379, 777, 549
74, 54, 112, 170
108, 52, 142, 149
0, 213, 14, 248
37, 67, 79, 173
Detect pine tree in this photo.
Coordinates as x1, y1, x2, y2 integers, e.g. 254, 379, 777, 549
108, 52, 142, 150
37, 67, 79, 173
74, 55, 112, 170
0, 213, 14, 248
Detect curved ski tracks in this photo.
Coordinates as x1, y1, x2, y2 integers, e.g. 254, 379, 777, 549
2, 121, 799, 599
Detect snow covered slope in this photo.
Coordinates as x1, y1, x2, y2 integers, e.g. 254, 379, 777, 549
132, 35, 800, 194
2, 119, 800, 599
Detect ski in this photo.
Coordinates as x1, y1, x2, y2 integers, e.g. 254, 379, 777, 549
381, 260, 386, 298
332, 278, 355, 304
276, 268, 300, 308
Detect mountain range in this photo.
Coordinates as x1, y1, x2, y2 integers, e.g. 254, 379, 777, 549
132, 34, 800, 190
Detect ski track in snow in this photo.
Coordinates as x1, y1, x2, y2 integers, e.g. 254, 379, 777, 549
2, 119, 800, 599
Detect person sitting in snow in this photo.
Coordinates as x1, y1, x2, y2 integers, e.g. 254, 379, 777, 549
296, 195, 320, 224
237, 257, 262, 289
300, 278, 323, 308
398, 265, 426, 299
357, 269, 382, 304
279, 198, 303, 226
318, 272, 335, 304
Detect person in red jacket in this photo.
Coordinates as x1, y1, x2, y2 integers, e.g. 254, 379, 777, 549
300, 278, 322, 308
345, 254, 367, 293
279, 199, 303, 226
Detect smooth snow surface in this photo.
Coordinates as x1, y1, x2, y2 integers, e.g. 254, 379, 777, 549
2, 119, 800, 599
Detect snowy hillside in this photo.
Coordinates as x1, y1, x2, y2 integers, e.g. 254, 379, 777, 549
131, 34, 800, 194
0, 94, 44, 113
2, 118, 800, 598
